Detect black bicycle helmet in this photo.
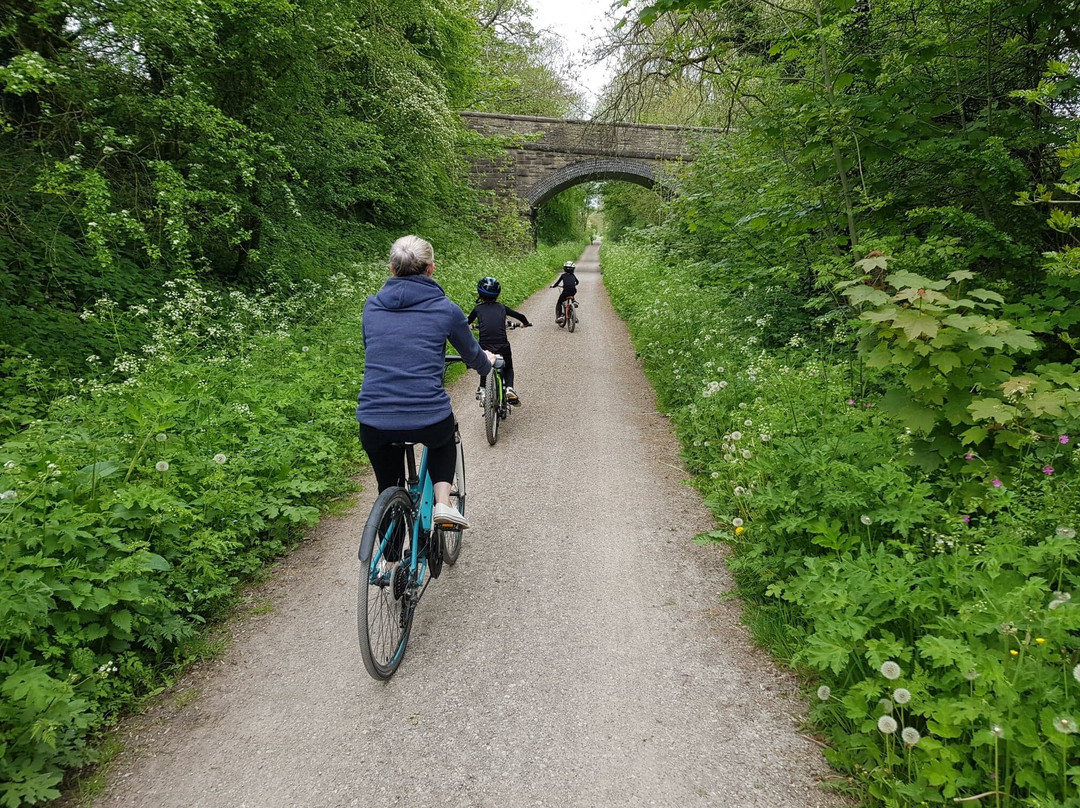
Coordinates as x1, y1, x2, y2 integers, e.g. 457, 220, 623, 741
477, 276, 501, 299
563, 261, 576, 272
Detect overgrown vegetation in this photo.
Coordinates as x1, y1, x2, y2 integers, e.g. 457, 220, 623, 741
599, 0, 1080, 802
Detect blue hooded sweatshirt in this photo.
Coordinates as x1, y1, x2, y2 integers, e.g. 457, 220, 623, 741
356, 274, 492, 430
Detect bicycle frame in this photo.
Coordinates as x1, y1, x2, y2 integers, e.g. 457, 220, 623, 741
367, 444, 433, 590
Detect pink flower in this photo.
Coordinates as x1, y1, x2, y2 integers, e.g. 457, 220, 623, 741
847, 399, 855, 405
962, 515, 971, 524
1061, 435, 1070, 445
992, 478, 1002, 488
865, 403, 873, 408
964, 453, 975, 461
1043, 465, 1055, 475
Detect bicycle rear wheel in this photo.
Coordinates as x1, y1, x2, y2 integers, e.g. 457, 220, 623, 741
439, 434, 466, 565
567, 301, 577, 333
358, 487, 416, 680
484, 371, 499, 445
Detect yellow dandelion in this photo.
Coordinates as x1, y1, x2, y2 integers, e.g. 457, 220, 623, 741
1010, 650, 1019, 656
735, 526, 745, 536
1035, 638, 1045, 644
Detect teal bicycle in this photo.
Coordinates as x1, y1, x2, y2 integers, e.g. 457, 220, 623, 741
357, 356, 467, 680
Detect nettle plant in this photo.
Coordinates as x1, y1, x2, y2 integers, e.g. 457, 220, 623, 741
840, 257, 1080, 478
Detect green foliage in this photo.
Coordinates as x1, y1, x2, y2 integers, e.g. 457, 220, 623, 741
842, 260, 1080, 472
604, 242, 1080, 807
535, 186, 590, 245
0, 239, 579, 806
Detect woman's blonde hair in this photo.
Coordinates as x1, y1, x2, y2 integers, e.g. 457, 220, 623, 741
389, 235, 434, 277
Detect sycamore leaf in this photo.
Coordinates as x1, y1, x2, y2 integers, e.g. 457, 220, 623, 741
929, 351, 962, 373
892, 309, 940, 340
968, 288, 1005, 303
968, 397, 1019, 424
960, 426, 988, 444
947, 270, 975, 283
855, 254, 889, 272
844, 285, 891, 307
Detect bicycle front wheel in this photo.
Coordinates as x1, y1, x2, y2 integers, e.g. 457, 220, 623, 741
484, 371, 499, 445
358, 487, 416, 680
440, 434, 466, 565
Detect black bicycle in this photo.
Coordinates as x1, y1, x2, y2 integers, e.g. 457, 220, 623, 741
477, 322, 523, 445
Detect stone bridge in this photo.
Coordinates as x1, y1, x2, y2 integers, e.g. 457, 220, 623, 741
460, 112, 710, 218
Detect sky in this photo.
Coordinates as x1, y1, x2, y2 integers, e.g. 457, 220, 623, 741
530, 0, 625, 114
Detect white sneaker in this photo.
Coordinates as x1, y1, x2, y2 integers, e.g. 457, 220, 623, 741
506, 387, 520, 405
433, 502, 469, 529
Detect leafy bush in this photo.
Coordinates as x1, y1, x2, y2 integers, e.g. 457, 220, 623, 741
0, 239, 583, 807
603, 242, 1080, 807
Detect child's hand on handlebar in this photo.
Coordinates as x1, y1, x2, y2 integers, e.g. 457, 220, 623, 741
484, 350, 498, 364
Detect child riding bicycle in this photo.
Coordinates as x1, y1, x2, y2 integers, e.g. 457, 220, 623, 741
551, 261, 578, 325
467, 276, 531, 404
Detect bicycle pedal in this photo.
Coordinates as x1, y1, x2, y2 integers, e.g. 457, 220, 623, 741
434, 521, 463, 531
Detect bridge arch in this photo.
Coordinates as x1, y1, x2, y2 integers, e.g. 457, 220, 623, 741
525, 158, 668, 208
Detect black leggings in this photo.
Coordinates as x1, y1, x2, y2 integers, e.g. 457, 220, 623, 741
479, 343, 514, 389
359, 414, 457, 493
555, 291, 575, 318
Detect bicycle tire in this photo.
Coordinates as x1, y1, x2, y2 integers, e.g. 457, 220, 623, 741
484, 370, 499, 445
567, 301, 577, 333
439, 435, 466, 565
358, 487, 416, 680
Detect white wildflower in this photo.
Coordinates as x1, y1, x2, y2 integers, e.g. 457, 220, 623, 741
1074, 663, 1080, 684
3, 460, 15, 469
1, 490, 16, 500
877, 715, 898, 734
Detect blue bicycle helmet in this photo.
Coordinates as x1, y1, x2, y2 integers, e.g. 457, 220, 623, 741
477, 276, 501, 299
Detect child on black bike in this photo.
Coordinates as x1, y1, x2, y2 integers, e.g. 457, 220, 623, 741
467, 276, 531, 404
552, 261, 578, 325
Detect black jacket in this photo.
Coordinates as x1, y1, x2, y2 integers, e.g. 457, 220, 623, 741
467, 301, 530, 348
552, 272, 578, 294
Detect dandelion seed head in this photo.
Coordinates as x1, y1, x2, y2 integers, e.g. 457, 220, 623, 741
213, 453, 228, 464
731, 431, 742, 441
878, 698, 893, 714
893, 688, 911, 705
860, 514, 872, 526
155, 461, 169, 472
0, 490, 16, 500
901, 727, 920, 746
963, 668, 979, 681
1056, 526, 1076, 539
156, 432, 168, 442
991, 725, 1004, 738
1054, 716, 1078, 734
877, 715, 898, 734
817, 685, 831, 701
880, 661, 902, 680
741, 449, 752, 459
733, 518, 744, 527
1073, 663, 1080, 684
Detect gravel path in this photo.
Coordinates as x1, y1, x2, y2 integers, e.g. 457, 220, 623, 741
88, 244, 843, 808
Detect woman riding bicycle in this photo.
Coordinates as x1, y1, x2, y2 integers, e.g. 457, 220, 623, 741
356, 235, 494, 528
